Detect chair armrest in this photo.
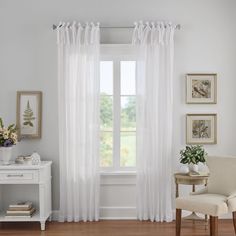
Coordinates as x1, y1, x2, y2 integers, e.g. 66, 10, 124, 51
227, 191, 236, 200
190, 187, 208, 195
227, 196, 236, 212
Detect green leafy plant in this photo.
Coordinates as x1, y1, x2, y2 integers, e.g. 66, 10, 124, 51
180, 145, 207, 164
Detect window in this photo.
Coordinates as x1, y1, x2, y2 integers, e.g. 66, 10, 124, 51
100, 45, 136, 171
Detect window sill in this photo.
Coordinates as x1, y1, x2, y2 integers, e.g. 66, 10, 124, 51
100, 171, 137, 176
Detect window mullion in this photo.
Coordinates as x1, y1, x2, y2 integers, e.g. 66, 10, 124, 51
113, 60, 121, 170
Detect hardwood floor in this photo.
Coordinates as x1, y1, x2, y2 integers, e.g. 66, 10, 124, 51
0, 220, 234, 236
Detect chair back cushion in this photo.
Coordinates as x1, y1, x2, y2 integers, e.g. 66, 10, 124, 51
207, 156, 236, 196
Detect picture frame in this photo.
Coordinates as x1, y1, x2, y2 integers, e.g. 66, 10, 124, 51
186, 74, 217, 104
16, 91, 42, 139
186, 114, 217, 144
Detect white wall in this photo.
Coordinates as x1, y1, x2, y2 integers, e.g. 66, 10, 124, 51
0, 0, 236, 218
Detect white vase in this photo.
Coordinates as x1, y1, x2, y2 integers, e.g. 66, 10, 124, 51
189, 163, 199, 172
198, 162, 210, 174
179, 165, 189, 174
0, 147, 12, 165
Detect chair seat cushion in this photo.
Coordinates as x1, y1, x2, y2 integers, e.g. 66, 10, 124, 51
176, 194, 228, 216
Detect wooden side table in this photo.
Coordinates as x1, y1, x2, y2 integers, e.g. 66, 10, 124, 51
174, 173, 209, 225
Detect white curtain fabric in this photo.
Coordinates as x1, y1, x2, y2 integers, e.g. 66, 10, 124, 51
133, 22, 176, 222
57, 22, 100, 222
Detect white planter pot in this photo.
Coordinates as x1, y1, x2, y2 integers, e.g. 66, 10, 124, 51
0, 147, 12, 165
179, 165, 189, 174
189, 163, 199, 172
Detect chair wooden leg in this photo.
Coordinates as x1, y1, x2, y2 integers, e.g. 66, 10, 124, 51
233, 212, 236, 234
205, 214, 208, 230
210, 216, 218, 236
176, 209, 182, 236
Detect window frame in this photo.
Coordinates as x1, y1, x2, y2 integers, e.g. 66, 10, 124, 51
100, 44, 137, 173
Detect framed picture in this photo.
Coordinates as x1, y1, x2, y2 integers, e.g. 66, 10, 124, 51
186, 114, 217, 144
16, 91, 42, 139
186, 74, 217, 104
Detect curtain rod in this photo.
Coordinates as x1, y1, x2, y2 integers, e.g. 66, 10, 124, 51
52, 24, 181, 30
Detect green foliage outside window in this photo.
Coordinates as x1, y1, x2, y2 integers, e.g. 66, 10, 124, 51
100, 95, 136, 167
121, 97, 136, 131
100, 93, 112, 130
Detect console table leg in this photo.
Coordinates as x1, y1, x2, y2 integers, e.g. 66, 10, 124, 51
40, 221, 46, 231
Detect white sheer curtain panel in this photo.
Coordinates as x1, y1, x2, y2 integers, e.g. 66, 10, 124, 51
57, 22, 100, 222
133, 22, 176, 222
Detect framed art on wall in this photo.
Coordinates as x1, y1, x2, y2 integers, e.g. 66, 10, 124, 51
16, 91, 42, 139
186, 114, 217, 144
186, 74, 217, 104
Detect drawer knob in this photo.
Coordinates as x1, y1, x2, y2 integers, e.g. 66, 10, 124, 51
7, 174, 24, 177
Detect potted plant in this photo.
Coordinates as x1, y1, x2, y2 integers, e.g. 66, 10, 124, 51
180, 145, 207, 172
0, 118, 17, 165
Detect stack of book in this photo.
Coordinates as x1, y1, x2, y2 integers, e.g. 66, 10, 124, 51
6, 201, 36, 218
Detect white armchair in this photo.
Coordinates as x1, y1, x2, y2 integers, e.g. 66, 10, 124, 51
176, 156, 236, 236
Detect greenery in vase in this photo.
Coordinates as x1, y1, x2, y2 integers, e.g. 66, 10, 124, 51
0, 118, 17, 147
180, 145, 207, 165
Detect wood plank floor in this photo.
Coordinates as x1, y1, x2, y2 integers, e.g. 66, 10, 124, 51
0, 220, 235, 236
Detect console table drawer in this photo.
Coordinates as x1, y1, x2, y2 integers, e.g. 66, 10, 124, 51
0, 170, 39, 183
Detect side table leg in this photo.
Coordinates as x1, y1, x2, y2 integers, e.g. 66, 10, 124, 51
176, 183, 179, 198
40, 221, 46, 231
205, 180, 208, 230
192, 184, 195, 192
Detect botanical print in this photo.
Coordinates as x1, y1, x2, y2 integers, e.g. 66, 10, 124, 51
192, 80, 211, 98
186, 74, 217, 104
186, 114, 217, 144
17, 91, 42, 139
20, 95, 38, 135
23, 100, 35, 127
192, 120, 211, 139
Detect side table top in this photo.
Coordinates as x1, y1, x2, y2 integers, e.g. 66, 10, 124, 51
174, 173, 209, 180
0, 161, 52, 170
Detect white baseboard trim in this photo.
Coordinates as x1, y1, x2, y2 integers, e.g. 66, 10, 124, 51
51, 210, 59, 221
100, 206, 137, 219
100, 217, 137, 220
219, 213, 232, 219
52, 209, 232, 222
51, 207, 137, 221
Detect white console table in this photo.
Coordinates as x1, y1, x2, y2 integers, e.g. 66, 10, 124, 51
0, 161, 52, 231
